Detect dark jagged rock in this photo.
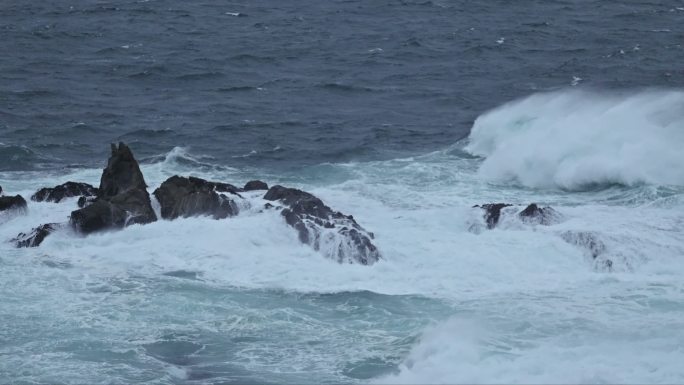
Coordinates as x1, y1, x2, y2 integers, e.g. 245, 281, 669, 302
32, 182, 98, 203
264, 185, 380, 265
99, 142, 149, 199
207, 179, 242, 196
70, 143, 157, 234
0, 185, 3, 195
244, 180, 268, 191
475, 203, 561, 229
77, 196, 97, 208
473, 203, 512, 229
153, 175, 239, 220
14, 223, 59, 248
519, 203, 560, 225
0, 195, 27, 213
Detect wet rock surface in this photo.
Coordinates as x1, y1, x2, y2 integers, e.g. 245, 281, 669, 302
153, 176, 239, 220
519, 203, 561, 225
70, 143, 157, 233
243, 180, 268, 191
474, 203, 512, 229
264, 185, 380, 265
7, 144, 380, 266
14, 223, 59, 248
475, 203, 561, 229
0, 195, 27, 213
31, 182, 98, 203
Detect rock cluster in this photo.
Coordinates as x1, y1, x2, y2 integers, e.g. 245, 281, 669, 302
153, 176, 238, 220
32, 182, 98, 203
264, 185, 380, 265
8, 142, 380, 265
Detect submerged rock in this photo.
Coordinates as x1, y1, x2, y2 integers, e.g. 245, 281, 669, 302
77, 195, 97, 208
473, 203, 512, 229
243, 180, 268, 191
32, 182, 98, 203
559, 230, 613, 271
14, 223, 59, 248
475, 203, 561, 229
0, 195, 27, 213
153, 175, 239, 220
70, 143, 157, 233
559, 231, 607, 259
264, 185, 380, 265
519, 203, 561, 226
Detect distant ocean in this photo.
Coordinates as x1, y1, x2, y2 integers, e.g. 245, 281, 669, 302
1, 1, 684, 384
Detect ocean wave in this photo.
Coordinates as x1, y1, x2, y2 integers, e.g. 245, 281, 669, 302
0, 144, 61, 171
465, 89, 684, 190
376, 313, 684, 384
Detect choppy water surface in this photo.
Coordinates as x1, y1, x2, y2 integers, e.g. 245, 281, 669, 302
2, 1, 684, 384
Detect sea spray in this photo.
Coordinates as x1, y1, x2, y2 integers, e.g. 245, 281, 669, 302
466, 90, 684, 190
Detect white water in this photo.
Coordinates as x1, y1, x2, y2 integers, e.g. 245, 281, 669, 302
466, 90, 684, 190
2, 90, 684, 384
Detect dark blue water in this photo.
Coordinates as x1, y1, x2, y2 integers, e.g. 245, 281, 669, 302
1, 0, 682, 171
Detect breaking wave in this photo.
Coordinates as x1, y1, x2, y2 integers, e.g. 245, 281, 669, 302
466, 90, 684, 190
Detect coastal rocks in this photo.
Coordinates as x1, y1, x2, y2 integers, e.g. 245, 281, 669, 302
153, 176, 239, 220
243, 180, 268, 191
13, 223, 59, 248
32, 182, 98, 203
264, 185, 380, 265
474, 203, 561, 229
7, 143, 381, 266
560, 230, 613, 271
473, 203, 512, 229
0, 195, 27, 213
70, 143, 157, 233
77, 196, 97, 208
71, 200, 129, 233
519, 204, 560, 226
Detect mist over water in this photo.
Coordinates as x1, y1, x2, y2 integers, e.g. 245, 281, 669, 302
2, 0, 684, 384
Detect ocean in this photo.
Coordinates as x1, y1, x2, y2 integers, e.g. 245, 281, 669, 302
1, 1, 684, 384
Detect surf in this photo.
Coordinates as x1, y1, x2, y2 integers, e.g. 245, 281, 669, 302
465, 89, 684, 190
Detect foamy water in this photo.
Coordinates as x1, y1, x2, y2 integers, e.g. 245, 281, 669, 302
467, 90, 684, 189
2, 90, 684, 384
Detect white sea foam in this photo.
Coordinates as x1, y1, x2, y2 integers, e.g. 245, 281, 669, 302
466, 89, 684, 190
2, 136, 684, 383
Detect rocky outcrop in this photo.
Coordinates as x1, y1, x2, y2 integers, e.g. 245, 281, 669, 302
473, 203, 512, 229
264, 185, 380, 265
70, 143, 157, 233
519, 204, 560, 225
0, 195, 27, 213
0, 185, 3, 195
475, 203, 561, 229
13, 223, 59, 248
153, 176, 239, 220
244, 180, 268, 191
32, 182, 98, 203
77, 196, 97, 208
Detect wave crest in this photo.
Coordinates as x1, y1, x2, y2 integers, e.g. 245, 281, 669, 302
465, 90, 684, 190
